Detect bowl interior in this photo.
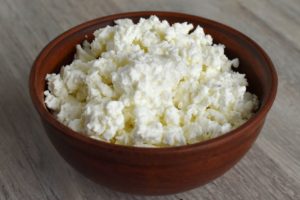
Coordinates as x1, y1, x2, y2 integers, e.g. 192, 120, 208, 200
31, 12, 277, 147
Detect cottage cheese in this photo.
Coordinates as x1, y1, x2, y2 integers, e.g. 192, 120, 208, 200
44, 16, 258, 147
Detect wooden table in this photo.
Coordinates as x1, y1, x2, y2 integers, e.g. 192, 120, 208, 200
1, 0, 299, 199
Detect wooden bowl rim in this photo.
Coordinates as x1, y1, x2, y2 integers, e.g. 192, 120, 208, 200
29, 11, 278, 154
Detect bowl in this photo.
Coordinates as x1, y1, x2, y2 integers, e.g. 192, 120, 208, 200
29, 11, 277, 195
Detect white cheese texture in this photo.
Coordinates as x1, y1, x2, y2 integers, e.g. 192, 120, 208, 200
44, 16, 258, 147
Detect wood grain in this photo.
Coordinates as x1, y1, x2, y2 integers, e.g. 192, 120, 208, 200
0, 0, 299, 199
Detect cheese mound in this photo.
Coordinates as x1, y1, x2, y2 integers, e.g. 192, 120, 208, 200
44, 16, 258, 147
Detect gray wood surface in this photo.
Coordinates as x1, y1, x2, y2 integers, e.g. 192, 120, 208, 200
0, 0, 300, 199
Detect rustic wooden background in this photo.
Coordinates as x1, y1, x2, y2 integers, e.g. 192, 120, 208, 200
0, 0, 299, 199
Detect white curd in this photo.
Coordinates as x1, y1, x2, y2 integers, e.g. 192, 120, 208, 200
44, 16, 258, 147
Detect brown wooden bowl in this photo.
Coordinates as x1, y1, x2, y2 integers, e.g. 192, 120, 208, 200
29, 11, 277, 195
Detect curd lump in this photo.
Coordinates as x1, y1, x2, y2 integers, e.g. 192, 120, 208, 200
44, 16, 258, 147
